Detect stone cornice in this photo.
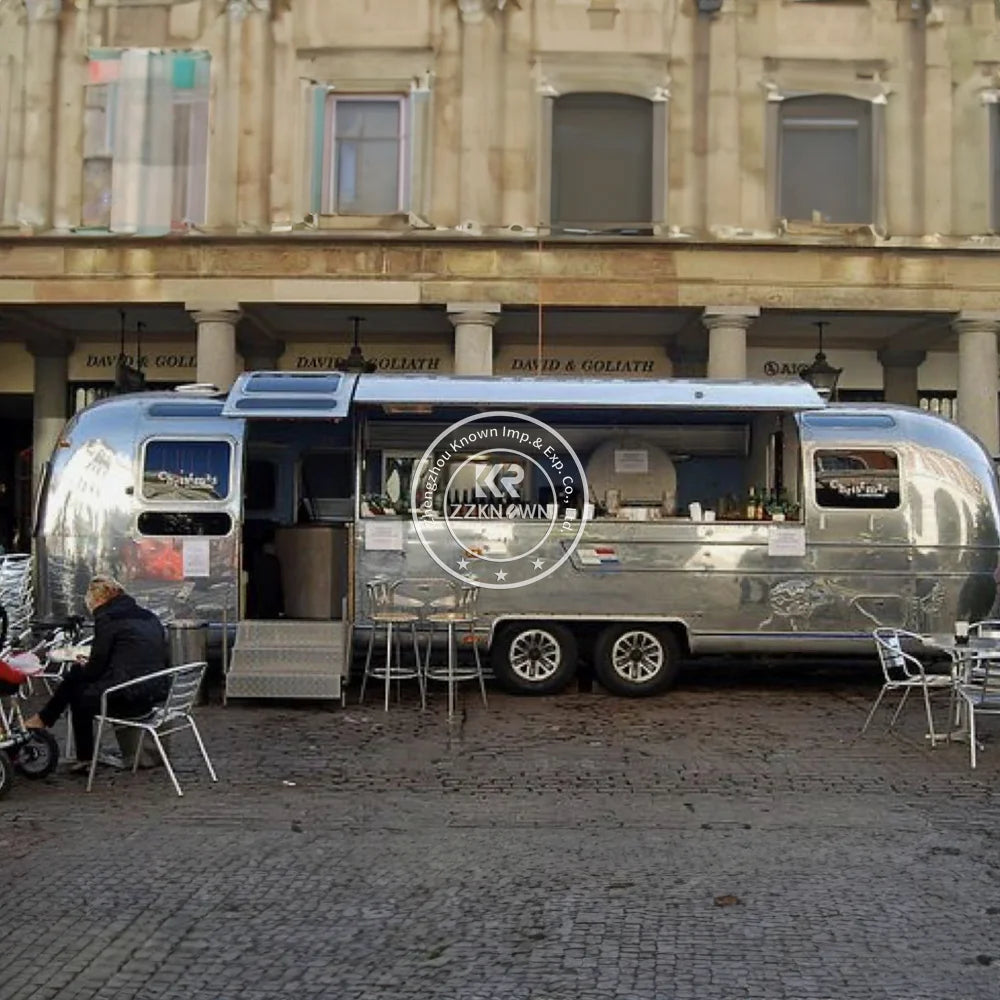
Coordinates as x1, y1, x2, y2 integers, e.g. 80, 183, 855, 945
0, 238, 998, 312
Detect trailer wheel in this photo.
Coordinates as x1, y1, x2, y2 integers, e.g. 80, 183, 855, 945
491, 623, 578, 695
13, 729, 59, 779
0, 750, 12, 799
593, 624, 680, 697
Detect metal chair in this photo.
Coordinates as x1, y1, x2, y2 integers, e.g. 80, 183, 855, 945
359, 580, 426, 711
423, 582, 487, 719
954, 651, 1000, 768
87, 661, 217, 797
862, 628, 954, 745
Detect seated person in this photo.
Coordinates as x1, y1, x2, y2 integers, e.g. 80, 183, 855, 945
26, 575, 170, 773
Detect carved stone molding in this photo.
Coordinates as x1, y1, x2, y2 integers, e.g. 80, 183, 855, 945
457, 0, 518, 24
225, 0, 270, 21
17, 0, 61, 22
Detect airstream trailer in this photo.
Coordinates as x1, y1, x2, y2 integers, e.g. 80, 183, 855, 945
34, 373, 1000, 700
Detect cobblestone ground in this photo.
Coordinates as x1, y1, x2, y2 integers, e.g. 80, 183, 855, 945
3, 659, 1000, 1000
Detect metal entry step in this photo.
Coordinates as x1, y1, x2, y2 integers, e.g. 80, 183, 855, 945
225, 620, 348, 703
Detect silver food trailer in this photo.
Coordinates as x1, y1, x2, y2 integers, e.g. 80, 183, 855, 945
34, 372, 1000, 700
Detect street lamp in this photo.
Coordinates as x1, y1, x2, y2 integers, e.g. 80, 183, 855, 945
799, 321, 842, 400
336, 316, 377, 374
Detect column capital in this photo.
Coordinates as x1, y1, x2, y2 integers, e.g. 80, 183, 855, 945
190, 307, 242, 326
447, 302, 501, 328
952, 311, 1000, 337
877, 347, 927, 368
456, 0, 518, 23
25, 332, 73, 358
23, 0, 61, 23
225, 0, 270, 21
701, 306, 760, 332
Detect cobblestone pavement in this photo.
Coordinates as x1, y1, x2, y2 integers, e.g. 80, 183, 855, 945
3, 659, 1000, 1000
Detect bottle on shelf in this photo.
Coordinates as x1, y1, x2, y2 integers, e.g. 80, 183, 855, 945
745, 486, 757, 521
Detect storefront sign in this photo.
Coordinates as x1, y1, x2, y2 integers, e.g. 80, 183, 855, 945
69, 343, 197, 382
748, 349, 958, 392
284, 343, 453, 374
495, 345, 671, 378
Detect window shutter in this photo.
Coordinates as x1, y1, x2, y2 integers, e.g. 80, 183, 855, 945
306, 83, 327, 216
407, 84, 431, 216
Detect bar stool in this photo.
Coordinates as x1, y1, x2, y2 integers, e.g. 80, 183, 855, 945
359, 580, 426, 712
423, 582, 487, 719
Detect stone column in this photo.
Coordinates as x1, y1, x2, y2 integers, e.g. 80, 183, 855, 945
26, 332, 73, 494
238, 334, 285, 373
448, 302, 500, 376
18, 0, 62, 229
190, 308, 241, 389
232, 0, 272, 231
878, 347, 926, 408
702, 307, 758, 380
954, 312, 1000, 456
457, 0, 497, 226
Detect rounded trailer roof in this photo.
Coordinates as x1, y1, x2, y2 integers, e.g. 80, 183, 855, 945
352, 375, 827, 411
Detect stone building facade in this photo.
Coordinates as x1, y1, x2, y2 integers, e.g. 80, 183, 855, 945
0, 0, 998, 545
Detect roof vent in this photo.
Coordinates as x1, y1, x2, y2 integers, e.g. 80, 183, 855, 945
174, 383, 220, 395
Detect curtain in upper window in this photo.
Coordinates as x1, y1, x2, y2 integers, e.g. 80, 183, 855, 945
82, 50, 210, 234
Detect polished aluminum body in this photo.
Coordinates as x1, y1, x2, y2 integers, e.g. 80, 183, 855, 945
35, 378, 1000, 658
36, 393, 240, 624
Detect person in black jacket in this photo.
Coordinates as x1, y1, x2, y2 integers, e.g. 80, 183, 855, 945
26, 575, 169, 772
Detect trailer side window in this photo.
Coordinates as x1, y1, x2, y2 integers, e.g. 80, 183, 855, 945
142, 440, 232, 502
814, 449, 900, 509
137, 512, 233, 536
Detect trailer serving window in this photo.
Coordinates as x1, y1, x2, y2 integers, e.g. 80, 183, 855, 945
141, 440, 232, 502
813, 449, 900, 510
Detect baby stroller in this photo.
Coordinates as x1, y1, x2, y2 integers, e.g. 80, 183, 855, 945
0, 606, 60, 798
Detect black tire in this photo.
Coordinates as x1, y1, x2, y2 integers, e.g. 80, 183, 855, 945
0, 750, 12, 798
593, 624, 681, 697
490, 622, 578, 695
13, 729, 60, 779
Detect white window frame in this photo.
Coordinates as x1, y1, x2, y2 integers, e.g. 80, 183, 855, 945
766, 87, 886, 233
537, 83, 669, 233
987, 94, 1000, 234
320, 93, 409, 216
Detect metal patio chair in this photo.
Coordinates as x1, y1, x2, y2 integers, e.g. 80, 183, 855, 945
87, 661, 217, 797
954, 651, 1000, 768
862, 628, 954, 745
423, 581, 487, 720
359, 579, 427, 711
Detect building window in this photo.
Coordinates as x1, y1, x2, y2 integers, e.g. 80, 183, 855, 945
778, 95, 873, 224
550, 93, 654, 232
82, 49, 210, 233
315, 95, 408, 216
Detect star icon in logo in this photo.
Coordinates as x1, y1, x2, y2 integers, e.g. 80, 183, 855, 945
495, 569, 508, 582
531, 558, 545, 571
457, 557, 470, 570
